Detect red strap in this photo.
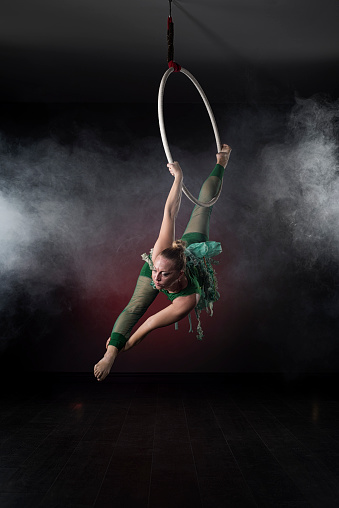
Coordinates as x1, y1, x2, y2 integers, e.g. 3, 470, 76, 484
168, 60, 181, 72
167, 16, 172, 30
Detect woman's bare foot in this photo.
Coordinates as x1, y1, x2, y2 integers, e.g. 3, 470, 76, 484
216, 144, 232, 168
94, 346, 118, 381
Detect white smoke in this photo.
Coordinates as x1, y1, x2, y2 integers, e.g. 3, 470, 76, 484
0, 133, 165, 296
1, 98, 338, 371
258, 96, 339, 266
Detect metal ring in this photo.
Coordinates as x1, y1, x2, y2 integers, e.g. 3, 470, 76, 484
158, 67, 222, 207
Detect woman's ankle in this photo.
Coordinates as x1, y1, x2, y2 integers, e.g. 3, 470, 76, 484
105, 345, 119, 359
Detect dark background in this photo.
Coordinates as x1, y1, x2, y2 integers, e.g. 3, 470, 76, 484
0, 0, 338, 375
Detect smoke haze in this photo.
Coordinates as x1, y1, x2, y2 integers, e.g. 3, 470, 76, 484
0, 98, 338, 372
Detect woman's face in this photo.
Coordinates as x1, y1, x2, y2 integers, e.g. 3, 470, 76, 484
152, 255, 181, 291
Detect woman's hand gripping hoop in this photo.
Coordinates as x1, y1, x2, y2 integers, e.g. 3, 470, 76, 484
158, 67, 223, 208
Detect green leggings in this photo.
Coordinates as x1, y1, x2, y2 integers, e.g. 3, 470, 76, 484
109, 163, 225, 350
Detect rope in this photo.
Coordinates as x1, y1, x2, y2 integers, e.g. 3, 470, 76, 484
158, 67, 222, 208
167, 14, 174, 64
167, 11, 181, 72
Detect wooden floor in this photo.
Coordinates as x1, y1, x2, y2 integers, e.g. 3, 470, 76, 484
1, 373, 339, 507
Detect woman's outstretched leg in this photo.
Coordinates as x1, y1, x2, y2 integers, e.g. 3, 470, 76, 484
94, 264, 158, 381
94, 162, 184, 381
182, 144, 231, 244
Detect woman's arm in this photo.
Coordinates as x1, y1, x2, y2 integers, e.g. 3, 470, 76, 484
122, 293, 197, 352
152, 162, 183, 263
95, 293, 196, 381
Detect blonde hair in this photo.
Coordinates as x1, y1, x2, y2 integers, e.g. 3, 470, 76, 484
160, 239, 187, 272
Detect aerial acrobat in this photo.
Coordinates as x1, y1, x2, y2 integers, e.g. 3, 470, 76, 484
94, 144, 231, 381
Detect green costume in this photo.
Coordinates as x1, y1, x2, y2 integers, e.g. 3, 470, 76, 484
109, 163, 225, 350
141, 239, 222, 339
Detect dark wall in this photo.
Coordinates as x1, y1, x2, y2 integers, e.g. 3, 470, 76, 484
1, 99, 339, 374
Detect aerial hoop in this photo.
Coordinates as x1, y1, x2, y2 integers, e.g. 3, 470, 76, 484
158, 66, 222, 207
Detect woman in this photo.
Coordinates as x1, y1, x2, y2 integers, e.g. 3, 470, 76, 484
94, 144, 231, 381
